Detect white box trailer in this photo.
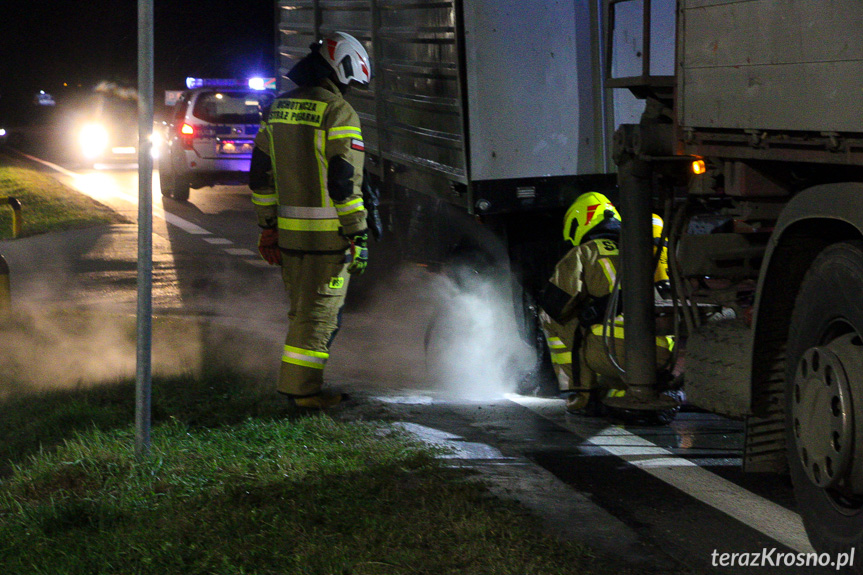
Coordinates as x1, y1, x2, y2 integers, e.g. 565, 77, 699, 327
276, 1, 657, 383
277, 0, 621, 216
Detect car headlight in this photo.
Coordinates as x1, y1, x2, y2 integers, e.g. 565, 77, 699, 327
79, 123, 109, 159
0, 128, 7, 137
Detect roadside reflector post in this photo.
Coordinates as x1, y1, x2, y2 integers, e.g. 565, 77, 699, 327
0, 196, 22, 238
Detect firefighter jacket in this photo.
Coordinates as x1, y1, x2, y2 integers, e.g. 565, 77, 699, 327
547, 238, 620, 325
251, 78, 367, 253
539, 237, 620, 390
541, 237, 673, 391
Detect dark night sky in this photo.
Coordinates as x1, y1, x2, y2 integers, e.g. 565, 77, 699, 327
0, 1, 275, 117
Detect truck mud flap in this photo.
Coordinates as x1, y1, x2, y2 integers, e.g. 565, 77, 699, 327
684, 318, 751, 418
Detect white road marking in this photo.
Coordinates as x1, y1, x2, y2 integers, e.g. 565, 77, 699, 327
373, 394, 435, 405
393, 422, 514, 460
21, 154, 81, 178
507, 394, 815, 554
20, 152, 265, 257
21, 152, 213, 235
158, 211, 211, 235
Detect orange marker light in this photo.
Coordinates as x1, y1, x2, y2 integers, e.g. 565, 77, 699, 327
692, 159, 706, 175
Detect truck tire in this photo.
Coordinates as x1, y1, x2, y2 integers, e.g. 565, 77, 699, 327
422, 243, 541, 397
514, 295, 558, 397
509, 239, 560, 397
786, 241, 863, 566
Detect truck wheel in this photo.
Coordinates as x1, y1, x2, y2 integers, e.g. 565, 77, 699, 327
422, 244, 539, 397
514, 298, 558, 397
509, 239, 561, 397
786, 241, 863, 565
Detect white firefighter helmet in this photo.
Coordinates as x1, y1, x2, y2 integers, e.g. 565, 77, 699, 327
321, 32, 372, 85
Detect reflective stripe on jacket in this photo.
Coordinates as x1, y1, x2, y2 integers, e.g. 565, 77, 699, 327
588, 315, 674, 350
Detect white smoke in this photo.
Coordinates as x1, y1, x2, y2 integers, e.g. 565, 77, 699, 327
424, 266, 537, 399
0, 305, 211, 398
93, 81, 139, 101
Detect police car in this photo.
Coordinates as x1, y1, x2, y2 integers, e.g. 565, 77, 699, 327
158, 78, 276, 201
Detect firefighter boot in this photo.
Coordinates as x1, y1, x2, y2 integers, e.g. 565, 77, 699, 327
565, 390, 606, 416
291, 391, 349, 410
565, 392, 591, 413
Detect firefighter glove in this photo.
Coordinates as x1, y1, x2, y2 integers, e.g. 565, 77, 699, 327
347, 232, 369, 275
258, 228, 281, 265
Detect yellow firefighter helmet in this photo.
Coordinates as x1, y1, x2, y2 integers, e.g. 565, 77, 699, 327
563, 192, 621, 246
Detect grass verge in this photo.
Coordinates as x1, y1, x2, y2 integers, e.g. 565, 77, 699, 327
0, 151, 126, 239
0, 371, 611, 575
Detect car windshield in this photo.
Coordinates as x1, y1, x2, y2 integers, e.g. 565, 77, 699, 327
191, 91, 274, 124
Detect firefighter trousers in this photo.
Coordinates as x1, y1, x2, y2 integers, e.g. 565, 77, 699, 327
542, 312, 672, 392
278, 251, 350, 396
542, 318, 621, 392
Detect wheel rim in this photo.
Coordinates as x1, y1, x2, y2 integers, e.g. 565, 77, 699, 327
793, 326, 863, 512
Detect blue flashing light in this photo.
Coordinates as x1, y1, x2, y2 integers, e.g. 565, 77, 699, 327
184, 77, 277, 91
185, 77, 252, 90
248, 77, 277, 90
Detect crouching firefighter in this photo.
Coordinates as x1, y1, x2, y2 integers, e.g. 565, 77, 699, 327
250, 32, 372, 409
537, 192, 674, 415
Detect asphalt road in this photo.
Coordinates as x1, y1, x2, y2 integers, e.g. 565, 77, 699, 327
0, 154, 849, 574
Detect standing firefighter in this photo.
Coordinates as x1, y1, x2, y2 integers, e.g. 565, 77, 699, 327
250, 32, 372, 409
538, 192, 673, 414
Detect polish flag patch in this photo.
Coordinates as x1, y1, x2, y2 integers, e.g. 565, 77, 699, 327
351, 139, 365, 151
